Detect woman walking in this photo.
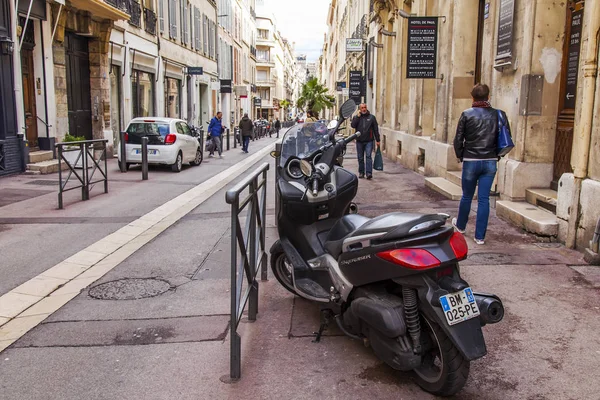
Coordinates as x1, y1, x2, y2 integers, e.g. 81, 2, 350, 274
452, 84, 511, 245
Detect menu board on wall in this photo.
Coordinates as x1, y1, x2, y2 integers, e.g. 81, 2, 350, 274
406, 17, 438, 79
495, 0, 515, 60
349, 70, 363, 103
565, 8, 583, 110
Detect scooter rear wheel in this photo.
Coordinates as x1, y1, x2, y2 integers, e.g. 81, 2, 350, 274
413, 317, 470, 397
270, 252, 297, 296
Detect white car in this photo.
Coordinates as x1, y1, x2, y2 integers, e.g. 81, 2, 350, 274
118, 118, 203, 172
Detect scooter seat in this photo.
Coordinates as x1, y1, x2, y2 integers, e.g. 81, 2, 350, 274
351, 212, 446, 242
324, 214, 371, 257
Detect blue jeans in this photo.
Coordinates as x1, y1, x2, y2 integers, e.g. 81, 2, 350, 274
242, 136, 250, 152
456, 160, 497, 240
356, 141, 374, 176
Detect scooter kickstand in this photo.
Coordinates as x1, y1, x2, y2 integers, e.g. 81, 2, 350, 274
312, 309, 332, 343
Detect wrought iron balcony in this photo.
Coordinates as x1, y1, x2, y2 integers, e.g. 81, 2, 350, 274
105, 0, 128, 12
125, 0, 141, 27
144, 8, 157, 35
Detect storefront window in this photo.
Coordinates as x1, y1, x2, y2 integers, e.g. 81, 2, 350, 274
132, 70, 155, 118
165, 77, 181, 118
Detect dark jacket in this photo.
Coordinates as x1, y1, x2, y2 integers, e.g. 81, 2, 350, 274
239, 116, 253, 137
351, 112, 380, 143
208, 116, 222, 137
454, 107, 510, 160
274, 120, 281, 129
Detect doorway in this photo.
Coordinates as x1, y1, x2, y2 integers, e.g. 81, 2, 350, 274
552, 1, 584, 190
20, 18, 38, 147
65, 32, 92, 140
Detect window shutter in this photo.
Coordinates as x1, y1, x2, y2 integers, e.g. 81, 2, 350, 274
169, 0, 177, 39
158, 0, 164, 33
195, 8, 201, 50
203, 15, 208, 55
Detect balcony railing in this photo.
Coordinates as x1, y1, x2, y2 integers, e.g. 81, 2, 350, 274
144, 8, 157, 35
105, 0, 128, 11
256, 79, 276, 87
128, 0, 142, 27
256, 58, 275, 67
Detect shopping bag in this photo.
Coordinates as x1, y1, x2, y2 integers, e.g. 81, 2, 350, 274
374, 145, 384, 171
497, 110, 514, 157
205, 137, 215, 152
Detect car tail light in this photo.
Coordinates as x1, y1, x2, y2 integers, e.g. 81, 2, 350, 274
377, 249, 441, 270
165, 134, 177, 144
449, 232, 468, 260
124, 133, 129, 143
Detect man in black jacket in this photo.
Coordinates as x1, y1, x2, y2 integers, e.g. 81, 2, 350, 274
453, 83, 511, 245
239, 113, 253, 154
351, 103, 380, 179
274, 118, 281, 138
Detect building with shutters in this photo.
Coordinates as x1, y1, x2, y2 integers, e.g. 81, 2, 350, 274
320, 0, 600, 251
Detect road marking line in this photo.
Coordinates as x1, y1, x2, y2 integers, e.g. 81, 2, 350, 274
0, 138, 280, 353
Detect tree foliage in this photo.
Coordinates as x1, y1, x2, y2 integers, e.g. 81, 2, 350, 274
297, 78, 335, 114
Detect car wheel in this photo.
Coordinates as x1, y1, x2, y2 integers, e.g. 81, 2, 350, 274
191, 148, 203, 166
171, 152, 183, 172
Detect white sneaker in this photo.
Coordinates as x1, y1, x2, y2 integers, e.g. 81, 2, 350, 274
219, 154, 224, 158
451, 218, 465, 234
474, 238, 485, 245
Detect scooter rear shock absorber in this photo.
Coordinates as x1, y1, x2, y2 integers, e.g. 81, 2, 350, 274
402, 287, 422, 354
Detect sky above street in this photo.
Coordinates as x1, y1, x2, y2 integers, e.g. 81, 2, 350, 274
264, 0, 329, 62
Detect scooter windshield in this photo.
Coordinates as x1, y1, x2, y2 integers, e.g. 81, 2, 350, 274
280, 122, 329, 166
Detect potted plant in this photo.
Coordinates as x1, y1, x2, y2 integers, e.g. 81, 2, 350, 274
61, 133, 87, 168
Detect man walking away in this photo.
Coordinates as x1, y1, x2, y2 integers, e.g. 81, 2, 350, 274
453, 83, 511, 245
351, 103, 380, 179
239, 113, 253, 154
208, 111, 224, 158
275, 118, 281, 138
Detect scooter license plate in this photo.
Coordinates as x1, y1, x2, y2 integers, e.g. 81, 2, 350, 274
440, 288, 480, 326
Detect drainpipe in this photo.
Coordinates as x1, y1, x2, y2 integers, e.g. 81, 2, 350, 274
566, 1, 600, 249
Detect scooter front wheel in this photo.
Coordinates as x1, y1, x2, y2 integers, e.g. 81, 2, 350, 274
413, 317, 470, 397
270, 252, 297, 296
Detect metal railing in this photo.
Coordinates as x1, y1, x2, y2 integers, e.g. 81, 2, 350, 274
222, 162, 269, 382
144, 8, 157, 35
0, 140, 5, 171
56, 139, 109, 210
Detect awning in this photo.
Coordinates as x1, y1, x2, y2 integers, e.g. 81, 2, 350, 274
68, 0, 130, 21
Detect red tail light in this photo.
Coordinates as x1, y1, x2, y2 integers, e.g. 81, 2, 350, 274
124, 133, 129, 143
377, 249, 441, 270
165, 134, 177, 144
449, 232, 468, 260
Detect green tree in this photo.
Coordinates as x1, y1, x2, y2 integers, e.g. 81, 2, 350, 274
297, 78, 335, 114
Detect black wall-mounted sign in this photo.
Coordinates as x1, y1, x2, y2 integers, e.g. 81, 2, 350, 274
406, 17, 438, 79
220, 79, 232, 93
565, 8, 583, 110
187, 67, 204, 75
495, 0, 515, 60
254, 97, 262, 107
349, 70, 363, 103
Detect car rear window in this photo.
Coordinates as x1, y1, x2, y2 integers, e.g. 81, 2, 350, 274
127, 122, 170, 138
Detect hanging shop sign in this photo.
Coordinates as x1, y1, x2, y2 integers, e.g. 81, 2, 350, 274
336, 81, 347, 92
235, 85, 248, 98
495, 0, 515, 61
349, 70, 363, 103
187, 67, 204, 75
346, 38, 364, 52
406, 17, 439, 79
220, 79, 232, 93
254, 97, 262, 107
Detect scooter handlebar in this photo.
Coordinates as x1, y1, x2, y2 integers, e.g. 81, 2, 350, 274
344, 131, 361, 144
312, 178, 319, 197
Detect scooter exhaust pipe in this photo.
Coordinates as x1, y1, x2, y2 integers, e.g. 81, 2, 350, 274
348, 203, 359, 214
474, 294, 504, 326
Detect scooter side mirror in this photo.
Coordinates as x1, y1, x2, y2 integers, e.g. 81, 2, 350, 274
270, 150, 280, 158
340, 99, 357, 119
300, 160, 312, 177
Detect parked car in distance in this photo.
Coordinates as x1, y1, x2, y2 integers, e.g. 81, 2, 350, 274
118, 118, 203, 172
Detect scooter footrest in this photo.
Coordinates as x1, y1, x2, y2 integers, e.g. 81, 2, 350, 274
296, 278, 329, 299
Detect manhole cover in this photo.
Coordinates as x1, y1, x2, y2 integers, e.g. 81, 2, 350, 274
468, 253, 513, 264
535, 242, 562, 249
89, 278, 171, 300
26, 180, 58, 186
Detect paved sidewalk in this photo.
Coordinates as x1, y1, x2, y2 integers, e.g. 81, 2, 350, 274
1, 140, 599, 399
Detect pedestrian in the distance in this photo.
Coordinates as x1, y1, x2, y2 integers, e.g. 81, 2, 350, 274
351, 103, 380, 180
239, 113, 253, 154
274, 118, 281, 138
208, 111, 223, 158
453, 83, 511, 245
306, 110, 318, 122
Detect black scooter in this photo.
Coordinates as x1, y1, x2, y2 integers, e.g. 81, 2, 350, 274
270, 100, 504, 397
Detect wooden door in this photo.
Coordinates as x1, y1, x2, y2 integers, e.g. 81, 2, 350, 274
21, 48, 38, 147
65, 33, 92, 140
552, 1, 584, 189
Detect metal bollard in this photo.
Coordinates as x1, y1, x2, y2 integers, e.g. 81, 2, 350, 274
141, 136, 148, 180
227, 128, 230, 151
119, 131, 127, 173
233, 128, 237, 149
